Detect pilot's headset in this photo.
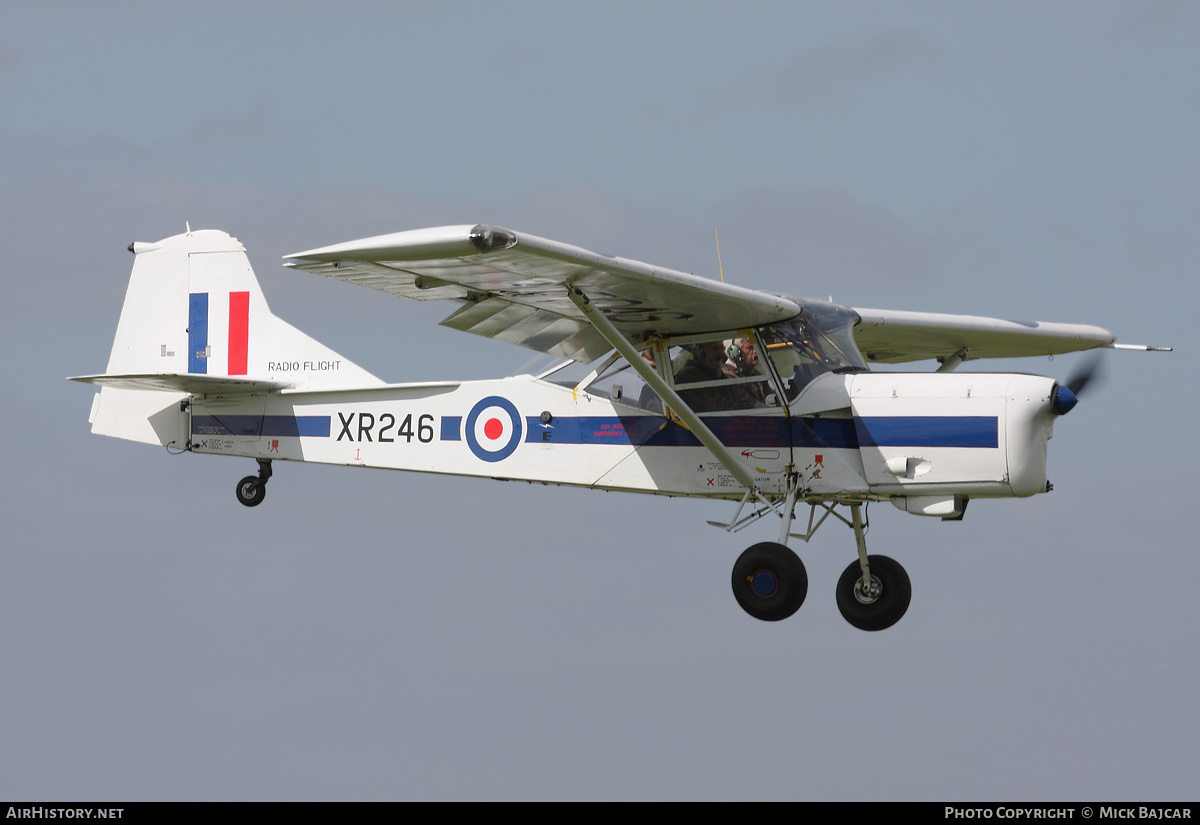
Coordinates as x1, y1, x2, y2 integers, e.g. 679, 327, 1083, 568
726, 337, 751, 370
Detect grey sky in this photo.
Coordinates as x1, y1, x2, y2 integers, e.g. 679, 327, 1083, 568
1, 1, 1196, 800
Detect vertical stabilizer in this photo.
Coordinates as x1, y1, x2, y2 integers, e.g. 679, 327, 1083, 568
106, 229, 381, 389
81, 228, 382, 446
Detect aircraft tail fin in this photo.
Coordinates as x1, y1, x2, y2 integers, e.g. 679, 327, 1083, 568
77, 228, 381, 446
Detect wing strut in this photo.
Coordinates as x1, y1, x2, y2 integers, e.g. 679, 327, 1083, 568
566, 286, 761, 495
935, 348, 969, 373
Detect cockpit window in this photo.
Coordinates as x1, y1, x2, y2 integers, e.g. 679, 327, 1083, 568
669, 335, 775, 413
759, 301, 867, 401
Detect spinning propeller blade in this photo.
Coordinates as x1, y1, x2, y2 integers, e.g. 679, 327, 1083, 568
1052, 352, 1105, 415
1066, 352, 1105, 396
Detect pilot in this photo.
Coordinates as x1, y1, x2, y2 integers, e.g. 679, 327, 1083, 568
674, 340, 733, 412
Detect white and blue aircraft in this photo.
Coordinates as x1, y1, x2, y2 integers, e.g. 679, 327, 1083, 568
72, 225, 1168, 630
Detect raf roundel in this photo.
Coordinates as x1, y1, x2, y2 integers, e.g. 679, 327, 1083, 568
464, 396, 523, 462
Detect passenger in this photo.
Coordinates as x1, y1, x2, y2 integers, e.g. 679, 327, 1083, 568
726, 337, 759, 375
723, 337, 767, 407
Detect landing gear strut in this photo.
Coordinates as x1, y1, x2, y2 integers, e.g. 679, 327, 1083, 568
722, 491, 912, 630
731, 475, 808, 622
835, 503, 911, 631
235, 459, 272, 507
836, 555, 911, 631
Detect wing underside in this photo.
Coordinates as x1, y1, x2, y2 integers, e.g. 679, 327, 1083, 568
285, 225, 801, 361
285, 223, 1125, 365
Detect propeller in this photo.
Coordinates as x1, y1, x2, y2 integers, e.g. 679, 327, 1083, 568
1052, 351, 1105, 416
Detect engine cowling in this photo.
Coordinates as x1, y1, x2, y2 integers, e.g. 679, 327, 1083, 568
848, 372, 1056, 500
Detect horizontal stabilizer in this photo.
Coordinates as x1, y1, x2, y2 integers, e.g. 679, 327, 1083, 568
70, 373, 293, 394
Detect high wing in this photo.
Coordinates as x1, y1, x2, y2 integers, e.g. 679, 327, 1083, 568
851, 308, 1116, 364
286, 223, 1133, 366
284, 225, 800, 362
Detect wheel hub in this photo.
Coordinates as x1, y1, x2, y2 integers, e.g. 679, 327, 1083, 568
750, 569, 780, 599
853, 575, 882, 605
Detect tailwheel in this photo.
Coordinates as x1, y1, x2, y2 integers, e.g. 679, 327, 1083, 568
836, 554, 911, 631
236, 476, 265, 507
732, 542, 808, 622
235, 459, 272, 508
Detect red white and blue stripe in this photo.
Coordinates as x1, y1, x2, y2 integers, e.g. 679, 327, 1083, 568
188, 291, 249, 375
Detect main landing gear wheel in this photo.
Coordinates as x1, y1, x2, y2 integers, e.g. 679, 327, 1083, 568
732, 542, 808, 622
236, 476, 265, 507
836, 554, 911, 631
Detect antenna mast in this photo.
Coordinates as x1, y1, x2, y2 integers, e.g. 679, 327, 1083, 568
715, 229, 725, 283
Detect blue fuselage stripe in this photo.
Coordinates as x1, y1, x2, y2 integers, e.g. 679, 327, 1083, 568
524, 415, 793, 448
524, 416, 849, 448
520, 415, 997, 449
795, 418, 860, 449
854, 416, 998, 448
191, 415, 331, 437
188, 413, 996, 449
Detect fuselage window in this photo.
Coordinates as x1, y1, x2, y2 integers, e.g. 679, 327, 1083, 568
579, 350, 664, 412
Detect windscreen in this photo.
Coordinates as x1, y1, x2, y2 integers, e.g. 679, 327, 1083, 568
759, 300, 867, 401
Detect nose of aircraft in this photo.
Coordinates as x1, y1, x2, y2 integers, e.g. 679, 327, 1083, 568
1052, 384, 1078, 415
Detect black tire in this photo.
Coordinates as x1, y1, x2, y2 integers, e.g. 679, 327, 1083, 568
731, 542, 808, 622
236, 476, 266, 507
836, 555, 911, 631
